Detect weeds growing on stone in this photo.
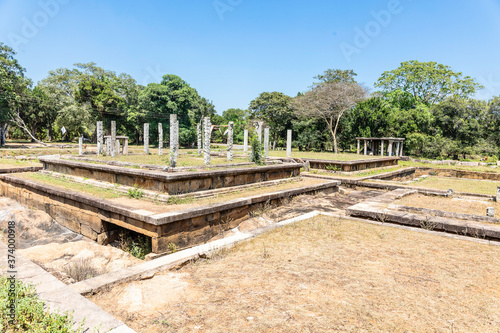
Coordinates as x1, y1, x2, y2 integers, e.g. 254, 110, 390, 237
63, 258, 107, 282
117, 230, 152, 260
127, 184, 144, 199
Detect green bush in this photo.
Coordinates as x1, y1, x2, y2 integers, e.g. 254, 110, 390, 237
250, 137, 264, 165
117, 230, 152, 260
127, 184, 143, 199
0, 275, 84, 332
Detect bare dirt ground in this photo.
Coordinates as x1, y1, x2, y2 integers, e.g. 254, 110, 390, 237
88, 187, 500, 333
90, 213, 500, 333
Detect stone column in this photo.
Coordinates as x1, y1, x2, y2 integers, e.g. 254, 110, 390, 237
111, 121, 116, 157
116, 139, 120, 154
286, 129, 292, 158
105, 137, 111, 155
158, 123, 163, 155
96, 121, 103, 155
175, 120, 179, 161
78, 137, 83, 155
243, 129, 248, 153
203, 117, 211, 165
264, 127, 269, 158
388, 140, 393, 157
197, 123, 202, 156
144, 123, 149, 154
257, 121, 263, 143
396, 141, 400, 157
227, 121, 234, 161
357, 139, 360, 155
381, 140, 384, 156
363, 140, 367, 155
400, 141, 404, 156
497, 187, 500, 202
123, 138, 128, 154
170, 114, 178, 167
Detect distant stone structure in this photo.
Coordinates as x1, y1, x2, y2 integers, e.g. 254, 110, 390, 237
243, 129, 248, 153
78, 137, 83, 155
227, 121, 234, 161
197, 123, 202, 156
111, 121, 116, 157
257, 121, 264, 143
286, 129, 292, 158
203, 117, 211, 165
96, 121, 103, 155
356, 137, 405, 157
264, 127, 269, 158
158, 123, 163, 156
170, 114, 178, 167
144, 123, 149, 154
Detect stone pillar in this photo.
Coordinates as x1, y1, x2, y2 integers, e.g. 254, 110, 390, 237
111, 121, 116, 157
105, 137, 111, 155
170, 114, 178, 167
96, 121, 103, 155
388, 140, 393, 157
264, 127, 269, 158
357, 139, 360, 155
123, 138, 128, 154
487, 207, 495, 217
78, 137, 83, 155
197, 123, 202, 156
203, 117, 211, 165
144, 123, 149, 154
243, 129, 248, 153
363, 140, 367, 155
400, 141, 404, 156
396, 141, 400, 157
175, 120, 179, 161
381, 140, 384, 156
286, 130, 292, 158
227, 121, 234, 161
115, 139, 120, 154
496, 187, 500, 202
158, 123, 163, 155
257, 121, 263, 143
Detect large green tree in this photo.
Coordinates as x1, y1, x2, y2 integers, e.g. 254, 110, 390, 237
375, 60, 483, 105
249, 92, 295, 148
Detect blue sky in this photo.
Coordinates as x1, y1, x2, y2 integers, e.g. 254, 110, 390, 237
1, 0, 500, 113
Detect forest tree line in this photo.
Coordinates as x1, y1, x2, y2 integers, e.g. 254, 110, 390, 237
1, 42, 498, 160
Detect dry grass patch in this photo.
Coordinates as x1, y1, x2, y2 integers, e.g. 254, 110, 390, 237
90, 216, 500, 332
397, 193, 500, 219
0, 159, 41, 168
400, 161, 500, 174
411, 176, 500, 195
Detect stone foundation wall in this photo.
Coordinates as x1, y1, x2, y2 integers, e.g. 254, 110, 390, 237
415, 168, 500, 181
307, 157, 399, 172
41, 158, 301, 194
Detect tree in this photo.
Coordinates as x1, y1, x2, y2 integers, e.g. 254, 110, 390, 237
375, 60, 483, 105
222, 108, 249, 143
294, 82, 368, 153
314, 69, 357, 85
431, 97, 487, 159
0, 43, 31, 146
249, 92, 295, 148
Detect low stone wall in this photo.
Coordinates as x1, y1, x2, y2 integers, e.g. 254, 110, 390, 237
40, 158, 302, 194
0, 166, 42, 174
306, 157, 399, 172
415, 168, 500, 181
0, 174, 338, 254
359, 167, 416, 181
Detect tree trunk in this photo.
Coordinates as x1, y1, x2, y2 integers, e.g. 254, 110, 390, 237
0, 123, 8, 147
12, 113, 47, 146
47, 127, 52, 142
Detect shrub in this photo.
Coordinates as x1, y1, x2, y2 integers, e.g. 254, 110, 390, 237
127, 184, 143, 199
0, 275, 84, 332
117, 230, 152, 260
63, 258, 106, 282
250, 137, 264, 165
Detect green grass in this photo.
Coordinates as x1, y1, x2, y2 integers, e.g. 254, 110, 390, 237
15, 173, 122, 200
0, 275, 84, 332
402, 176, 500, 195
0, 159, 41, 168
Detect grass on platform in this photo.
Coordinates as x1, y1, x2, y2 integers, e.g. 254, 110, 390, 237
397, 194, 500, 218
409, 176, 500, 195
